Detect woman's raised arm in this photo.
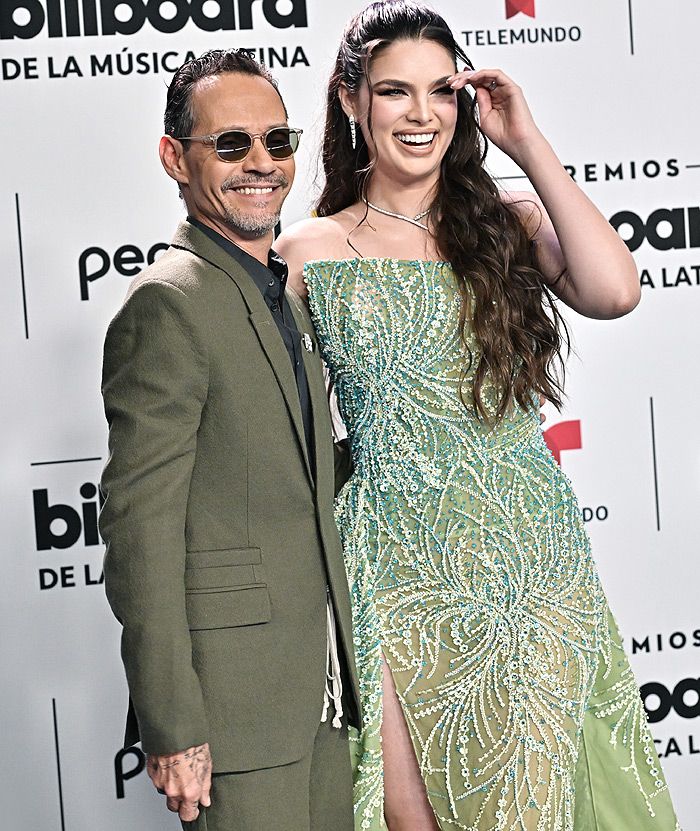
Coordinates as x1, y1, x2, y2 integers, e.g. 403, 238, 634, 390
449, 67, 640, 319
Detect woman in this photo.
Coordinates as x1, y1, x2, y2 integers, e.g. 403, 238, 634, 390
276, 2, 679, 829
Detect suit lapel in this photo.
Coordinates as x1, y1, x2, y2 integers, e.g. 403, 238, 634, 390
169, 222, 313, 487
248, 310, 313, 485
286, 289, 333, 506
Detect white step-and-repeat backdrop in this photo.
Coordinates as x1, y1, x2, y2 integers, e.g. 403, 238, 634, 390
2, 0, 698, 828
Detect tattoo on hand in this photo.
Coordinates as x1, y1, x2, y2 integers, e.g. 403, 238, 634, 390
183, 744, 212, 785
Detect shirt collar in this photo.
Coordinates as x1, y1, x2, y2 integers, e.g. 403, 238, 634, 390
187, 216, 288, 301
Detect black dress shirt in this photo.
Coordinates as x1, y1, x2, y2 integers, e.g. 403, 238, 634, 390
187, 218, 314, 472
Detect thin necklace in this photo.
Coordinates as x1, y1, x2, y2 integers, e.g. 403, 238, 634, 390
364, 198, 430, 231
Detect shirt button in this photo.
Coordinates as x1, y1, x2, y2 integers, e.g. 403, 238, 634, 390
268, 280, 275, 287
271, 303, 279, 312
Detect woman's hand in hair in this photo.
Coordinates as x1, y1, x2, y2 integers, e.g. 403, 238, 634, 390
448, 70, 639, 318
447, 68, 542, 166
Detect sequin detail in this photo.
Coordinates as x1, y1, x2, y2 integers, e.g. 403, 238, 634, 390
305, 258, 679, 831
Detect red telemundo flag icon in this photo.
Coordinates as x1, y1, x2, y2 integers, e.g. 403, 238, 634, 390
543, 421, 582, 466
506, 0, 536, 18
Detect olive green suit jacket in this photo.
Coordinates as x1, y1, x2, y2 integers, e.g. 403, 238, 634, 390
100, 221, 360, 772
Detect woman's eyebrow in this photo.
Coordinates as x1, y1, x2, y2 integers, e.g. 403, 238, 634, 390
372, 78, 410, 88
372, 76, 454, 89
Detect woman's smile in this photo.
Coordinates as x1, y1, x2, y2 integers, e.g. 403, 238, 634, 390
394, 131, 438, 149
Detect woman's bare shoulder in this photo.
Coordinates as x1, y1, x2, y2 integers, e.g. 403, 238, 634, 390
275, 215, 350, 260
275, 211, 359, 297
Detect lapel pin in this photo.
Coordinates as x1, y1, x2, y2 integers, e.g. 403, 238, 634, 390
302, 333, 314, 353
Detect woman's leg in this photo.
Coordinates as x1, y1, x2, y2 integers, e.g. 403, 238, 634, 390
381, 657, 440, 831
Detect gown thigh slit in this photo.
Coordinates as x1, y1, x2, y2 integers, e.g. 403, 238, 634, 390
304, 258, 679, 831
381, 656, 441, 830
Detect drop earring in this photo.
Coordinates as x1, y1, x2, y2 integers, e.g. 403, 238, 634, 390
349, 115, 357, 150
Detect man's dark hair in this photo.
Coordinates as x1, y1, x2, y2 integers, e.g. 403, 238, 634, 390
164, 49, 286, 138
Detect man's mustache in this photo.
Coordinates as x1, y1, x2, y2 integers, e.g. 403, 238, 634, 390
222, 175, 289, 191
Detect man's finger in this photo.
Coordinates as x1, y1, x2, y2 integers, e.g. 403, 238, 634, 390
179, 801, 201, 822
200, 775, 212, 808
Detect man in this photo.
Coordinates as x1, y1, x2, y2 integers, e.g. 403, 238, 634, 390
99, 49, 360, 831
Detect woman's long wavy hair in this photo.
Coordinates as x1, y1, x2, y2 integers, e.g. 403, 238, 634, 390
317, 0, 568, 420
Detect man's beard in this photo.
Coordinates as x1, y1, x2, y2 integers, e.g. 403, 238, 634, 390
222, 204, 280, 237
221, 174, 289, 238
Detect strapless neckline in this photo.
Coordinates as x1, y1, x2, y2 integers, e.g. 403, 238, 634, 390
303, 257, 451, 267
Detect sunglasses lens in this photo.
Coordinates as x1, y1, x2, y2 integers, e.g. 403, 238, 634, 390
265, 128, 299, 159
216, 131, 252, 162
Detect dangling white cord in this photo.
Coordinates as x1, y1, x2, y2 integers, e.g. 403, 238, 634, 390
320, 594, 344, 729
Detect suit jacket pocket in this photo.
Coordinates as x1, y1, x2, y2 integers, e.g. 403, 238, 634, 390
186, 584, 271, 630
185, 547, 270, 630
186, 546, 262, 569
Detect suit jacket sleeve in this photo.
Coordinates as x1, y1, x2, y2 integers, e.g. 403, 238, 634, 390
100, 278, 209, 755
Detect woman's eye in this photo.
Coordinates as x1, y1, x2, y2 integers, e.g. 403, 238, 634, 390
434, 85, 456, 96
377, 87, 406, 96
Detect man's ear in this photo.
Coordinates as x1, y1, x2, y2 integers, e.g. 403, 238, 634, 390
159, 135, 190, 186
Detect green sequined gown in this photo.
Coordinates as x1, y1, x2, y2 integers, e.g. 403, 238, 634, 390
304, 259, 679, 831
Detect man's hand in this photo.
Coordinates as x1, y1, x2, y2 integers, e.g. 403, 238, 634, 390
147, 742, 212, 822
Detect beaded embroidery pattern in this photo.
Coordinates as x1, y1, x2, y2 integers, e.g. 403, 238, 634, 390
304, 258, 679, 831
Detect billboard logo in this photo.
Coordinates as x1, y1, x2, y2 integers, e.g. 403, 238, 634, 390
610, 206, 700, 253
506, 0, 535, 19
640, 673, 700, 758
33, 483, 103, 550
31, 477, 106, 591
641, 678, 700, 724
1, 0, 308, 40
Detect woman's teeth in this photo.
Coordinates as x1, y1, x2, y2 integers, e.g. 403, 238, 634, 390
396, 133, 436, 146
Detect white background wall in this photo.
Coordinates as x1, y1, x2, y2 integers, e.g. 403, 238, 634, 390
1, 0, 698, 828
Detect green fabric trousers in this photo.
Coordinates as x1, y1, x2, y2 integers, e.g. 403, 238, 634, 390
182, 718, 353, 831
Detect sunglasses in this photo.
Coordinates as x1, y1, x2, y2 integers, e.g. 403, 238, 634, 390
176, 127, 303, 162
